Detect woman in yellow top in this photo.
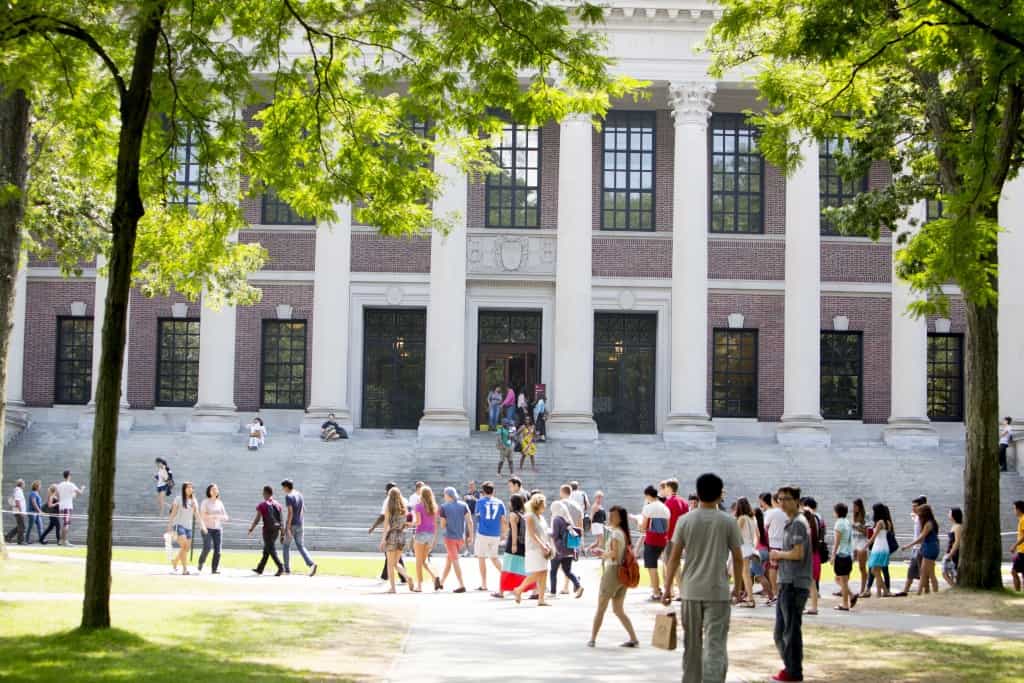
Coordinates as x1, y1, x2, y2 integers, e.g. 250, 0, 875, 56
517, 415, 538, 472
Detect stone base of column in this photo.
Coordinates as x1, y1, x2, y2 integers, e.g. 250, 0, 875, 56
883, 416, 939, 449
301, 407, 353, 438
776, 414, 830, 447
545, 411, 599, 441
4, 403, 30, 446
186, 405, 240, 434
78, 405, 135, 434
663, 413, 716, 449
417, 409, 470, 440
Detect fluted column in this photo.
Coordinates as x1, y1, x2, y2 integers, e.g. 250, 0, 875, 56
302, 203, 354, 436
546, 113, 598, 440
663, 81, 716, 447
4, 258, 29, 438
80, 256, 132, 431
884, 200, 938, 447
187, 239, 240, 433
418, 141, 470, 439
777, 136, 830, 446
999, 173, 1024, 454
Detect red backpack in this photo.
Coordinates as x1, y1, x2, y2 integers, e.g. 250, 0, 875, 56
618, 543, 641, 588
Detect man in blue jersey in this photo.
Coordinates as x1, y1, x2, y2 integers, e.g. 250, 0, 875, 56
473, 481, 506, 592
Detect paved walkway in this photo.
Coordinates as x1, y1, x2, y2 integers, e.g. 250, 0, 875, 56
6, 552, 1024, 682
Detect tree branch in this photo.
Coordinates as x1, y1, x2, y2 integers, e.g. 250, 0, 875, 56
935, 0, 1024, 55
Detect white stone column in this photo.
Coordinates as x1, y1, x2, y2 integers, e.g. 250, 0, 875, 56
546, 113, 599, 440
80, 257, 132, 431
999, 173, 1024, 451
4, 258, 30, 439
418, 142, 470, 438
884, 200, 938, 447
663, 81, 716, 447
777, 136, 830, 446
188, 240, 240, 433
302, 203, 353, 436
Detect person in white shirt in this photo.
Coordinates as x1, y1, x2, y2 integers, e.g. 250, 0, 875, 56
55, 470, 85, 546
640, 486, 672, 600
4, 479, 27, 545
1000, 417, 1013, 472
198, 483, 229, 574
761, 491, 787, 604
154, 457, 172, 516
247, 416, 267, 450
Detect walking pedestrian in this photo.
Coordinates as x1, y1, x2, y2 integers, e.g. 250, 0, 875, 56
734, 496, 758, 608
550, 499, 584, 598
474, 481, 506, 592
166, 482, 206, 575
517, 416, 538, 471
54, 470, 84, 546
832, 502, 856, 611
439, 487, 473, 593
38, 485, 61, 544
248, 485, 285, 577
769, 485, 812, 682
588, 490, 607, 552
866, 503, 893, 597
901, 504, 940, 595
369, 482, 410, 585
379, 486, 410, 593
496, 420, 514, 475
942, 507, 962, 587
154, 457, 173, 516
851, 498, 870, 597
800, 498, 825, 616
762, 492, 786, 605
25, 481, 43, 544
893, 495, 927, 596
513, 493, 553, 606
502, 384, 516, 423
640, 485, 671, 601
4, 479, 26, 545
1012, 501, 1024, 592
411, 485, 442, 592
588, 505, 639, 647
1000, 417, 1013, 472
662, 473, 743, 683
495, 493, 533, 598
517, 388, 528, 425
281, 479, 318, 577
197, 483, 228, 574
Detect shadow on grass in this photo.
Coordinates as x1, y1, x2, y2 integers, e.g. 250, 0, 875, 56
0, 627, 358, 683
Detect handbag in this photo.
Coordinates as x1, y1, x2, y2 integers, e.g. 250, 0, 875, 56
652, 611, 678, 651
565, 527, 582, 550
886, 529, 899, 554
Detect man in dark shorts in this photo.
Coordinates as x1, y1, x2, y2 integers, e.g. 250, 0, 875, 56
640, 485, 671, 600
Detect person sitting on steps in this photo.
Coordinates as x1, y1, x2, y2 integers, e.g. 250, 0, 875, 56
320, 413, 347, 441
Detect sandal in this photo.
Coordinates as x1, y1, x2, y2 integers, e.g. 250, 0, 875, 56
803, 609, 818, 615
491, 592, 504, 599
619, 640, 639, 648
740, 600, 756, 608
833, 605, 849, 611
586, 640, 596, 648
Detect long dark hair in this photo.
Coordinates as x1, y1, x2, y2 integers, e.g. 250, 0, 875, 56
917, 504, 939, 536
755, 508, 768, 547
802, 509, 818, 547
608, 505, 632, 547
735, 496, 754, 519
872, 503, 891, 531
509, 493, 525, 515
181, 481, 194, 509
852, 498, 866, 525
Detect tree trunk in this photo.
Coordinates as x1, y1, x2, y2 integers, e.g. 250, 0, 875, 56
958, 293, 1003, 589
81, 2, 167, 630
0, 88, 31, 561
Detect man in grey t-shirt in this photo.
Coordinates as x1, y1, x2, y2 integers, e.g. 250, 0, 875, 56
663, 473, 743, 683
769, 485, 811, 682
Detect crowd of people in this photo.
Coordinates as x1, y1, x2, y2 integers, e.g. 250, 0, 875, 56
486, 385, 547, 473
3, 469, 85, 546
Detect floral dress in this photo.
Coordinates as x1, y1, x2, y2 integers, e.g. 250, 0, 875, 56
521, 425, 537, 458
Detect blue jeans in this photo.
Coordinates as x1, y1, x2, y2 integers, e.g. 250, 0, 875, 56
504, 405, 515, 422
283, 525, 315, 571
488, 404, 500, 429
198, 528, 222, 572
774, 584, 809, 679
26, 513, 44, 542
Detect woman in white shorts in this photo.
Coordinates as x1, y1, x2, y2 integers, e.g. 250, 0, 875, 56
514, 493, 552, 606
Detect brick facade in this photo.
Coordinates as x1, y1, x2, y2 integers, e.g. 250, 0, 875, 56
821, 242, 892, 283
351, 233, 431, 273
126, 290, 202, 409
23, 280, 96, 406
239, 229, 316, 271
592, 238, 672, 278
764, 162, 787, 235
821, 296, 892, 423
707, 292, 786, 421
234, 284, 314, 412
708, 238, 785, 280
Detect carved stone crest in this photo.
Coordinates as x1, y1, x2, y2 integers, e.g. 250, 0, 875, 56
499, 238, 526, 271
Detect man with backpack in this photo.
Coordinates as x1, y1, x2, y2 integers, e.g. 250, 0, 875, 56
248, 485, 285, 576
662, 473, 743, 683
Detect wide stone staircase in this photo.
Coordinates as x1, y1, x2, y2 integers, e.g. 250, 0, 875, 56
3, 424, 1022, 555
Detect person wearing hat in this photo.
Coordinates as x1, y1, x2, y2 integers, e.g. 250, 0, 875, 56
439, 487, 474, 593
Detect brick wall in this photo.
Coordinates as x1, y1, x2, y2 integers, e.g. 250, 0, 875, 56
709, 239, 785, 280
126, 290, 201, 409
765, 162, 787, 235
351, 233, 431, 273
926, 296, 966, 334
23, 280, 96, 406
707, 292, 786, 421
234, 284, 314, 413
868, 160, 894, 238
821, 296, 892, 423
592, 238, 671, 278
821, 242, 892, 282
239, 229, 316, 271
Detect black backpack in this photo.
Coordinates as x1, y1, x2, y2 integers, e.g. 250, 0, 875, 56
266, 502, 283, 531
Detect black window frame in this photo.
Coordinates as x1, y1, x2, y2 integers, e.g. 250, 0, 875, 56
601, 111, 656, 231
709, 114, 764, 234
154, 317, 201, 407
927, 332, 964, 421
54, 316, 94, 405
260, 319, 308, 409
169, 127, 203, 209
711, 328, 759, 418
361, 308, 427, 429
261, 187, 316, 226
819, 138, 869, 236
820, 331, 863, 420
593, 312, 658, 434
484, 118, 542, 229
926, 198, 944, 222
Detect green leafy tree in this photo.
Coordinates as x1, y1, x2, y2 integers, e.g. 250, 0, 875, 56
0, 1, 639, 628
708, 0, 1024, 588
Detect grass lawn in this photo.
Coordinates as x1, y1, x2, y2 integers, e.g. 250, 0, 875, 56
0, 599, 405, 682
729, 618, 1024, 682
849, 586, 1024, 622
13, 545, 382, 579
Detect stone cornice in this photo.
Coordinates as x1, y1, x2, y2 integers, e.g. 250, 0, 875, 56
593, 3, 723, 23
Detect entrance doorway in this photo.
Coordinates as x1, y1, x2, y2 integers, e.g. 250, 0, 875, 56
476, 311, 542, 429
362, 308, 426, 429
593, 313, 657, 434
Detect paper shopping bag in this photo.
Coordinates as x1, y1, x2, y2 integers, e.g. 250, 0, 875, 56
652, 610, 677, 650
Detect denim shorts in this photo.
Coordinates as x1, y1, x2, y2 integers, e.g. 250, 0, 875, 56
414, 532, 435, 546
174, 525, 192, 540
156, 484, 172, 494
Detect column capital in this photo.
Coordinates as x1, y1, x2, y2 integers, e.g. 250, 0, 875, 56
560, 112, 593, 127
668, 81, 716, 127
